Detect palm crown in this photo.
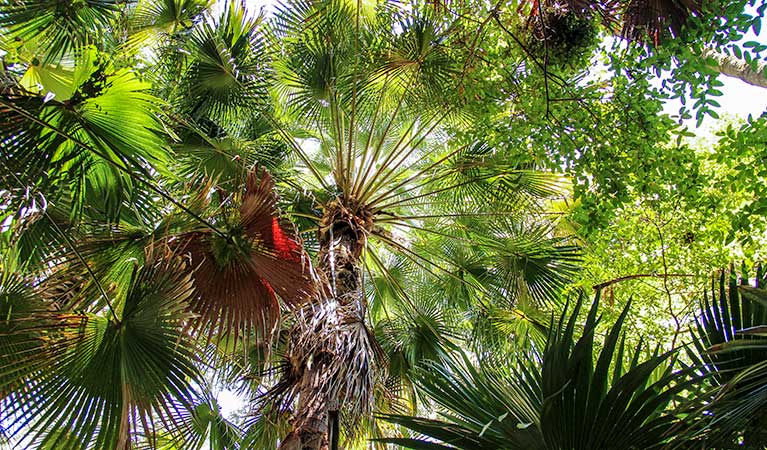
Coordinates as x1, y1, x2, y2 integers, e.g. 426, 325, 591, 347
0, 0, 582, 448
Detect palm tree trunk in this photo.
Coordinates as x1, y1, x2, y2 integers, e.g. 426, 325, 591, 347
701, 47, 767, 89
288, 361, 332, 450
280, 204, 371, 450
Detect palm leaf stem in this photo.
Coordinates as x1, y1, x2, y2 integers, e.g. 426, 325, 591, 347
351, 75, 391, 197
329, 92, 347, 190
360, 109, 452, 205
290, 212, 322, 221
344, 0, 362, 197
372, 231, 484, 294
369, 161, 498, 210
364, 142, 472, 207
362, 254, 392, 324
265, 114, 332, 192
384, 220, 477, 244
371, 171, 512, 213
455, 0, 504, 90
365, 247, 444, 340
352, 71, 415, 199
385, 220, 552, 260
355, 113, 422, 203
376, 212, 528, 221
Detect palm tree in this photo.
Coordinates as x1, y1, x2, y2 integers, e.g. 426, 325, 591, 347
0, 0, 580, 448
5, 0, 758, 447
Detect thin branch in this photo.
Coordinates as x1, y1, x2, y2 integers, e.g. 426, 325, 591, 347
535, 0, 552, 118
0, 158, 120, 322
653, 214, 683, 349
592, 273, 695, 291
455, 0, 505, 92
491, 12, 568, 87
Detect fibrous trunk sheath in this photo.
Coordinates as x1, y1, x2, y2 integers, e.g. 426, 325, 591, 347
280, 201, 373, 450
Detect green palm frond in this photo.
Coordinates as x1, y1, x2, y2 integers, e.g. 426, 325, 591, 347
180, 3, 268, 126
150, 391, 242, 450
383, 215, 579, 309
684, 266, 767, 448
375, 291, 462, 373
381, 11, 461, 110
483, 218, 580, 307
538, 296, 685, 450
0, 47, 170, 222
240, 403, 291, 450
467, 298, 550, 354
170, 119, 292, 191
126, 0, 213, 52
379, 294, 692, 450
379, 353, 544, 450
271, 0, 357, 122
0, 0, 120, 63
0, 260, 203, 450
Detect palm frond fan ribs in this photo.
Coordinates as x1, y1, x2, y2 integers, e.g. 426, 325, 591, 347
181, 169, 314, 343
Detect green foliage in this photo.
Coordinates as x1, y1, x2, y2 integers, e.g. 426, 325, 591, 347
0, 0, 766, 447
523, 8, 600, 69
378, 294, 692, 450
684, 267, 767, 448
0, 261, 203, 450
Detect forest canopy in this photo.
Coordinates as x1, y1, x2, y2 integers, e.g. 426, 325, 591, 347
1, 0, 767, 449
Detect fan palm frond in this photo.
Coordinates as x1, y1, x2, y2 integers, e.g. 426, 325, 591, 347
149, 390, 242, 450
621, 0, 702, 44
379, 293, 693, 450
0, 0, 120, 63
126, 0, 213, 52
180, 3, 269, 126
0, 259, 203, 450
0, 47, 170, 223
684, 266, 767, 448
180, 169, 315, 343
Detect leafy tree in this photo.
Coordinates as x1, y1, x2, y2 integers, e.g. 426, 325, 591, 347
0, 0, 765, 449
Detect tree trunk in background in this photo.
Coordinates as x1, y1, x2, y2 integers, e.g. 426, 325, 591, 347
701, 47, 767, 89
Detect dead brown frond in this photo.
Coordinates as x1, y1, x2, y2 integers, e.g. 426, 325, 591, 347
180, 169, 316, 345
263, 298, 384, 432
621, 0, 702, 44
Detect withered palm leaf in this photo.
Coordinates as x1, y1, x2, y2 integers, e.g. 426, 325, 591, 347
621, 0, 702, 44
181, 169, 315, 343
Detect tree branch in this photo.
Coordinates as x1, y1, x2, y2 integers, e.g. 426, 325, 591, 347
700, 47, 767, 89
592, 273, 695, 291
